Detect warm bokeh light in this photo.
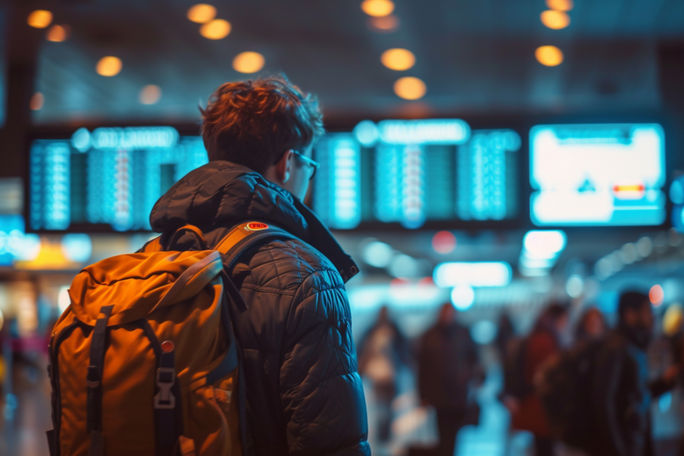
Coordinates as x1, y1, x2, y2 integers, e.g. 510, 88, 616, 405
139, 85, 162, 105
232, 51, 265, 74
546, 0, 573, 11
535, 45, 564, 66
46, 24, 69, 42
26, 10, 52, 28
540, 10, 570, 29
394, 76, 426, 100
200, 19, 231, 40
650, 284, 665, 306
187, 4, 217, 23
381, 48, 415, 71
361, 0, 395, 17
30, 92, 44, 111
96, 56, 123, 77
368, 15, 399, 32
27, 9, 53, 29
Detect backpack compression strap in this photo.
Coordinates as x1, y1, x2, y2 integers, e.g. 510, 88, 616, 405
211, 221, 298, 456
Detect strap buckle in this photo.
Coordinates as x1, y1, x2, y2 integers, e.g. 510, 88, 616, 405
153, 367, 176, 410
87, 365, 100, 388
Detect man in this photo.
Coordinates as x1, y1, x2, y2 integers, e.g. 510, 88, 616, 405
417, 303, 482, 456
148, 76, 370, 455
592, 290, 676, 456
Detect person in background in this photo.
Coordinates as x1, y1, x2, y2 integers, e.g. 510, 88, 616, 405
591, 290, 678, 456
509, 301, 569, 456
495, 311, 517, 364
357, 305, 411, 444
417, 302, 483, 456
574, 307, 607, 344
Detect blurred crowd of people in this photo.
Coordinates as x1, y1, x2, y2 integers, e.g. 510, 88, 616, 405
357, 289, 684, 456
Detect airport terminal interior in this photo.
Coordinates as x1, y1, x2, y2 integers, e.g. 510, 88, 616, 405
3, 0, 684, 455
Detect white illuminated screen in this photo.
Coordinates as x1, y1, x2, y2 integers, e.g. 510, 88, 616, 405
530, 123, 666, 226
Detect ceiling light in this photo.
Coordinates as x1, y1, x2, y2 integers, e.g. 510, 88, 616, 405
46, 25, 69, 42
381, 48, 416, 71
27, 9, 53, 29
187, 3, 217, 23
393, 76, 426, 100
523, 229, 566, 259
368, 15, 399, 32
96, 56, 122, 77
433, 262, 512, 288
361, 0, 395, 17
535, 45, 564, 67
30, 92, 44, 111
139, 85, 162, 105
200, 19, 231, 40
540, 10, 570, 30
546, 0, 573, 11
451, 284, 475, 311
361, 240, 394, 268
232, 51, 265, 74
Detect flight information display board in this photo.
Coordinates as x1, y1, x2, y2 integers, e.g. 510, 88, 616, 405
26, 121, 522, 232
313, 120, 520, 229
530, 123, 666, 226
28, 127, 208, 231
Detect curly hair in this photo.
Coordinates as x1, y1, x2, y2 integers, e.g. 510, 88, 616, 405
199, 75, 325, 173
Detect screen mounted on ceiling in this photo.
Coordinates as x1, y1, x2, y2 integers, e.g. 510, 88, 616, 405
28, 126, 208, 232
530, 123, 666, 227
313, 119, 521, 230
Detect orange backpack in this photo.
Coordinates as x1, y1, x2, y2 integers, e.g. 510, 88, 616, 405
47, 222, 294, 456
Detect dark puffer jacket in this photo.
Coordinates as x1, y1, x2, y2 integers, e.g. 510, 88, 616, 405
592, 328, 673, 456
148, 161, 370, 456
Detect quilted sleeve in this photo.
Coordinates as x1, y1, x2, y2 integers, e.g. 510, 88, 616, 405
279, 268, 371, 456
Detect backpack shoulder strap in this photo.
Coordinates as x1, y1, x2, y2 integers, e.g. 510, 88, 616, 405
215, 221, 299, 270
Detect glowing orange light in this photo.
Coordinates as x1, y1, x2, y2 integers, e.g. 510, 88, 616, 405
546, 0, 573, 11
394, 76, 426, 100
540, 10, 570, 30
139, 85, 162, 105
27, 9, 53, 29
187, 4, 217, 23
432, 231, 457, 254
650, 284, 664, 306
368, 15, 399, 32
361, 0, 395, 17
381, 48, 415, 71
200, 19, 231, 40
535, 45, 564, 66
46, 24, 69, 42
233, 51, 265, 74
30, 92, 44, 111
96, 56, 122, 77
613, 184, 645, 193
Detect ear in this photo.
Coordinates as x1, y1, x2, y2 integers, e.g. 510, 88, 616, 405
265, 150, 294, 184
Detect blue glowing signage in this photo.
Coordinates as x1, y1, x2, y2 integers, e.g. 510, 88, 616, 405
530, 123, 666, 226
313, 134, 362, 230
29, 129, 207, 231
456, 129, 519, 221
376, 119, 470, 145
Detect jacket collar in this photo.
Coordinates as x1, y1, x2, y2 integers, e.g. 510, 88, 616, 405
149, 161, 359, 282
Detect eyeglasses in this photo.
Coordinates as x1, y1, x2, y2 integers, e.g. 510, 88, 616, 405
291, 150, 319, 180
